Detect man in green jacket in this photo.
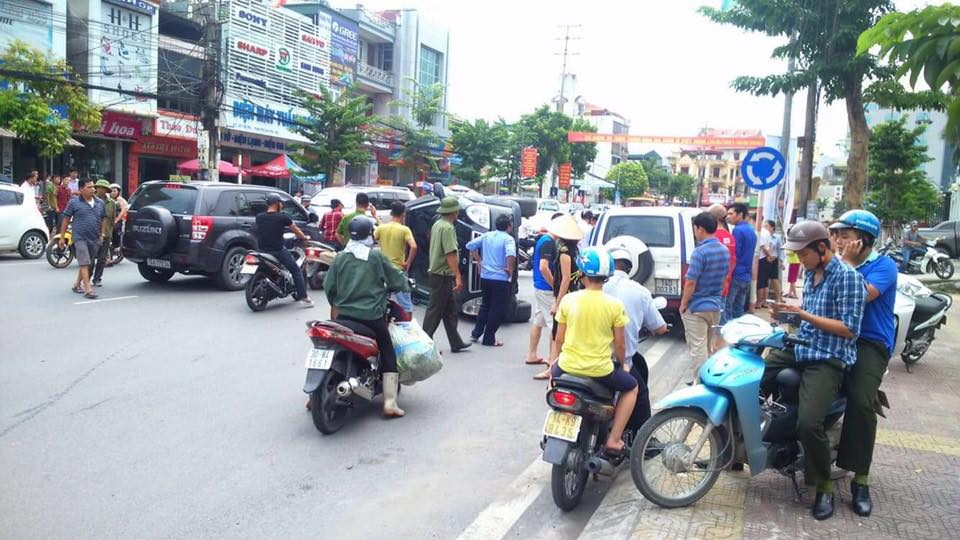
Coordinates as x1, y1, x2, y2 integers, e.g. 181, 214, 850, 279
324, 216, 410, 417
92, 180, 118, 287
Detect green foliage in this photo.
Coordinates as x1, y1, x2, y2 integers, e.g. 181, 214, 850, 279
641, 157, 673, 195
865, 117, 940, 226
0, 40, 100, 157
389, 80, 446, 178
832, 199, 847, 219
664, 173, 698, 204
606, 161, 648, 197
291, 84, 373, 181
858, 5, 960, 151
449, 118, 509, 185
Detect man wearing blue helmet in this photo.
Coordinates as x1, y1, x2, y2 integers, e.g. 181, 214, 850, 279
551, 246, 638, 454
830, 209, 897, 518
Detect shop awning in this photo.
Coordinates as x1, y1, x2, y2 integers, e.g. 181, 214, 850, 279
243, 154, 305, 178
0, 127, 84, 147
176, 158, 240, 176
0, 127, 15, 138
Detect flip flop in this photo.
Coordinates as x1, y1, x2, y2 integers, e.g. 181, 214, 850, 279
483, 341, 504, 347
83, 291, 99, 300
533, 369, 551, 380
72, 286, 84, 294
524, 357, 546, 365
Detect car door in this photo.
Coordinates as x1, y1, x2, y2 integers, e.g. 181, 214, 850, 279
0, 189, 23, 249
597, 211, 683, 297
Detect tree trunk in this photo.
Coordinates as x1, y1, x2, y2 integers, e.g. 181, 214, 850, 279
844, 75, 870, 210
797, 79, 819, 219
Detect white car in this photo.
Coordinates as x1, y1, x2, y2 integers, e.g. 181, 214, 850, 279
0, 183, 49, 258
310, 185, 415, 224
589, 206, 700, 320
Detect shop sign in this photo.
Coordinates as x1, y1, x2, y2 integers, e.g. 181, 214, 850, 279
299, 61, 325, 76
133, 135, 197, 159
104, 0, 156, 16
329, 14, 358, 87
155, 113, 198, 140
236, 39, 269, 59
300, 32, 326, 49
235, 7, 269, 29
232, 70, 268, 89
0, 0, 56, 53
275, 46, 294, 73
82, 111, 141, 139
94, 0, 157, 115
220, 130, 291, 153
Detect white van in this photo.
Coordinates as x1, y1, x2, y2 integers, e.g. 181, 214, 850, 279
589, 206, 700, 317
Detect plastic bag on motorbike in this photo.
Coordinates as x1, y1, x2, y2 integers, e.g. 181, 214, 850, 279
390, 320, 442, 385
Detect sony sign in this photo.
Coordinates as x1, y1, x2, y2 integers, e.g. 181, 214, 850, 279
236, 9, 268, 28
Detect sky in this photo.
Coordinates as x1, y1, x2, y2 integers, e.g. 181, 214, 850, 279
356, 0, 932, 162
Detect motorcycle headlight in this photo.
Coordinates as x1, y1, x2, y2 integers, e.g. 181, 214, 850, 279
466, 204, 491, 230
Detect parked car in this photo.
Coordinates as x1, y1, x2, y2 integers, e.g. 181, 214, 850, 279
122, 181, 317, 290
0, 183, 49, 259
406, 184, 532, 323
919, 220, 960, 259
588, 206, 700, 323
310, 185, 415, 224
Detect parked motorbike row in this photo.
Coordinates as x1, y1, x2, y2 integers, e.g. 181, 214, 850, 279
540, 273, 950, 511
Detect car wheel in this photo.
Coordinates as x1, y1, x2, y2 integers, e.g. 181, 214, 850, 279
214, 246, 249, 291
18, 230, 47, 259
138, 263, 175, 283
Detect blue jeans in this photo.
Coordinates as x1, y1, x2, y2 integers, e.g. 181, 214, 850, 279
901, 247, 920, 271
266, 248, 308, 301
723, 279, 751, 323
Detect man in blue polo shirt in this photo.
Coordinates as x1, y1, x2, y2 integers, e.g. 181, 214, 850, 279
765, 220, 866, 521
466, 214, 517, 346
59, 178, 105, 299
725, 203, 757, 321
680, 212, 730, 377
830, 209, 897, 518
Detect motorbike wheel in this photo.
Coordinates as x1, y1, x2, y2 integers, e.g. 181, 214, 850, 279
630, 408, 723, 509
550, 427, 591, 511
109, 245, 124, 266
933, 259, 955, 280
46, 237, 75, 268
245, 273, 271, 312
308, 264, 326, 290
901, 331, 934, 365
311, 371, 349, 435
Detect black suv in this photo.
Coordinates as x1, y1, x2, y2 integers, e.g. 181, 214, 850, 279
123, 181, 316, 290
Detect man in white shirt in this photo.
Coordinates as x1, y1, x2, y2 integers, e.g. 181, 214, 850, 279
604, 245, 669, 431
19, 170, 40, 207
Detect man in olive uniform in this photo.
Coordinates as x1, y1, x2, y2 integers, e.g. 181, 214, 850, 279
92, 180, 118, 287
422, 196, 471, 353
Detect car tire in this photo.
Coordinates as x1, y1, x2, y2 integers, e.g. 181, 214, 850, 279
138, 263, 174, 283
507, 299, 532, 323
18, 230, 47, 259
214, 246, 249, 291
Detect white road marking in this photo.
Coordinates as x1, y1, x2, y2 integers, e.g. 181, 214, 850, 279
455, 339, 679, 540
73, 295, 138, 305
0, 261, 48, 268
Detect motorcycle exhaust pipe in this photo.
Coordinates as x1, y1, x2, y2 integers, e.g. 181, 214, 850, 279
336, 381, 352, 397
263, 278, 284, 295
348, 377, 375, 401
586, 456, 616, 477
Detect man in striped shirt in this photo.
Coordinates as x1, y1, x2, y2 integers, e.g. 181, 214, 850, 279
680, 211, 730, 378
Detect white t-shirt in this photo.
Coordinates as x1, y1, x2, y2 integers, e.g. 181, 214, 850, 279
757, 229, 772, 258
19, 181, 38, 207
602, 271, 667, 362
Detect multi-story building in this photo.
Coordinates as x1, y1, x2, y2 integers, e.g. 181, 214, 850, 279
865, 104, 957, 191
667, 128, 762, 205
579, 104, 629, 182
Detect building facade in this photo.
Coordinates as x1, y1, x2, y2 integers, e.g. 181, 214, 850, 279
865, 104, 958, 191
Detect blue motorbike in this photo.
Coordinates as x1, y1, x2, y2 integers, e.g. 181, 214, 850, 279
629, 315, 847, 508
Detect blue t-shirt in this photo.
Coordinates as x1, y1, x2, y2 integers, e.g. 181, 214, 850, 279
732, 222, 757, 283
466, 230, 517, 282
62, 196, 105, 242
856, 252, 898, 354
686, 237, 730, 312
532, 234, 555, 291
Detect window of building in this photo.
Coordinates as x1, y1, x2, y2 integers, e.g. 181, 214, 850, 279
157, 49, 202, 115
378, 44, 394, 72
680, 166, 689, 175
712, 166, 721, 178
419, 46, 442, 87
733, 152, 740, 160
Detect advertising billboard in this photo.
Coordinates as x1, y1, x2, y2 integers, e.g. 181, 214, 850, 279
329, 14, 359, 87
90, 0, 158, 116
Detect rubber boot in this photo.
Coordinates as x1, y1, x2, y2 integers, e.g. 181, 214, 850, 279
382, 373, 405, 418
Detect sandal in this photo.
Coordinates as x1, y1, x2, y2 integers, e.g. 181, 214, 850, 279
83, 291, 99, 300
533, 369, 551, 380
524, 357, 546, 365
72, 285, 84, 294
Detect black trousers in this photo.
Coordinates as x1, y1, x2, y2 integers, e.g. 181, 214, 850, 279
627, 352, 652, 432
93, 239, 109, 282
423, 273, 466, 350
471, 278, 511, 345
337, 314, 397, 373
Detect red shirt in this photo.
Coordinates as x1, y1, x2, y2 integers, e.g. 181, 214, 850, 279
715, 227, 736, 297
321, 208, 343, 242
56, 185, 72, 212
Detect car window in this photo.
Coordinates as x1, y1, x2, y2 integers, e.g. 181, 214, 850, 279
602, 215, 675, 248
539, 200, 559, 212
934, 221, 954, 230
0, 189, 20, 206
212, 192, 244, 216
375, 192, 395, 210
242, 191, 268, 217
129, 184, 199, 214
282, 197, 307, 222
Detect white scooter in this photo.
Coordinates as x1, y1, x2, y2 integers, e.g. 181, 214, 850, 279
893, 274, 952, 370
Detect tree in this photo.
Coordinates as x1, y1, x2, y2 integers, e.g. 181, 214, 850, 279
858, 5, 960, 155
665, 173, 698, 204
449, 118, 509, 185
505, 105, 598, 192
832, 199, 847, 219
0, 40, 100, 157
291, 84, 373, 183
606, 161, 648, 198
642, 157, 673, 196
865, 117, 940, 227
389, 80, 446, 183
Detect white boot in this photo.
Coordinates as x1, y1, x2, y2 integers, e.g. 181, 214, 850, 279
382, 373, 405, 418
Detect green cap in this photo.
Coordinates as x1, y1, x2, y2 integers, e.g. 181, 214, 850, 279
95, 179, 112, 189
437, 196, 460, 214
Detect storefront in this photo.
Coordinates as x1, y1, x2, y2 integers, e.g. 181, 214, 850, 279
69, 111, 144, 194
129, 112, 199, 191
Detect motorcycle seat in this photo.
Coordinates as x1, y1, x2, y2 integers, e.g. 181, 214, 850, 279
319, 319, 379, 358
913, 295, 947, 322
776, 368, 847, 412
554, 374, 614, 401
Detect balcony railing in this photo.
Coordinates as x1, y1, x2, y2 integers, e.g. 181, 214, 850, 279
358, 63, 394, 87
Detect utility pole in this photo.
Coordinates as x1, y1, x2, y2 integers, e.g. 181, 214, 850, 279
199, 2, 223, 182
548, 24, 579, 199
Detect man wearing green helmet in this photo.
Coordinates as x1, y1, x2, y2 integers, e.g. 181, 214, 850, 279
92, 179, 118, 287
829, 209, 897, 518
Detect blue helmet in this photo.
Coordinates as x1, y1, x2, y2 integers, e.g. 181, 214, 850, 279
830, 209, 881, 239
577, 246, 615, 277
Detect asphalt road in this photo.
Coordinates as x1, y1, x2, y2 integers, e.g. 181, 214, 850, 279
0, 255, 688, 539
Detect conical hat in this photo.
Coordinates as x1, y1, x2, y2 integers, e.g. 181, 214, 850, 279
548, 214, 584, 241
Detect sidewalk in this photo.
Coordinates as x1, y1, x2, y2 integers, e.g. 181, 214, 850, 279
579, 297, 960, 539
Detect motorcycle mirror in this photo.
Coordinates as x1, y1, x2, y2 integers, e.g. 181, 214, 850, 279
653, 296, 667, 310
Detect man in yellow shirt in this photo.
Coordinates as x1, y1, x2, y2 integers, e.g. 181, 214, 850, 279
374, 201, 418, 313
551, 246, 638, 454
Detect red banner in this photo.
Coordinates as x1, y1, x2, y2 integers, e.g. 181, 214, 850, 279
558, 163, 572, 190
132, 136, 198, 160
521, 147, 538, 178
567, 132, 766, 148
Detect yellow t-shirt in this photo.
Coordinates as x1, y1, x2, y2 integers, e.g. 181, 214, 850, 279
787, 251, 800, 265
374, 221, 414, 270
556, 289, 629, 377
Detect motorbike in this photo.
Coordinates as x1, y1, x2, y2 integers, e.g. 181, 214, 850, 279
46, 225, 122, 268
242, 234, 327, 312
880, 238, 955, 280
894, 273, 952, 369
303, 300, 411, 434
540, 298, 667, 511
517, 233, 541, 272
630, 315, 847, 508
305, 239, 338, 290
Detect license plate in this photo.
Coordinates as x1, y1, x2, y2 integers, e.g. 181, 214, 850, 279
543, 410, 582, 442
147, 258, 171, 269
654, 278, 679, 296
240, 263, 258, 275
305, 348, 335, 370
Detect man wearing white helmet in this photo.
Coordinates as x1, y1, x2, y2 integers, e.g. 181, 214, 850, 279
604, 243, 668, 430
